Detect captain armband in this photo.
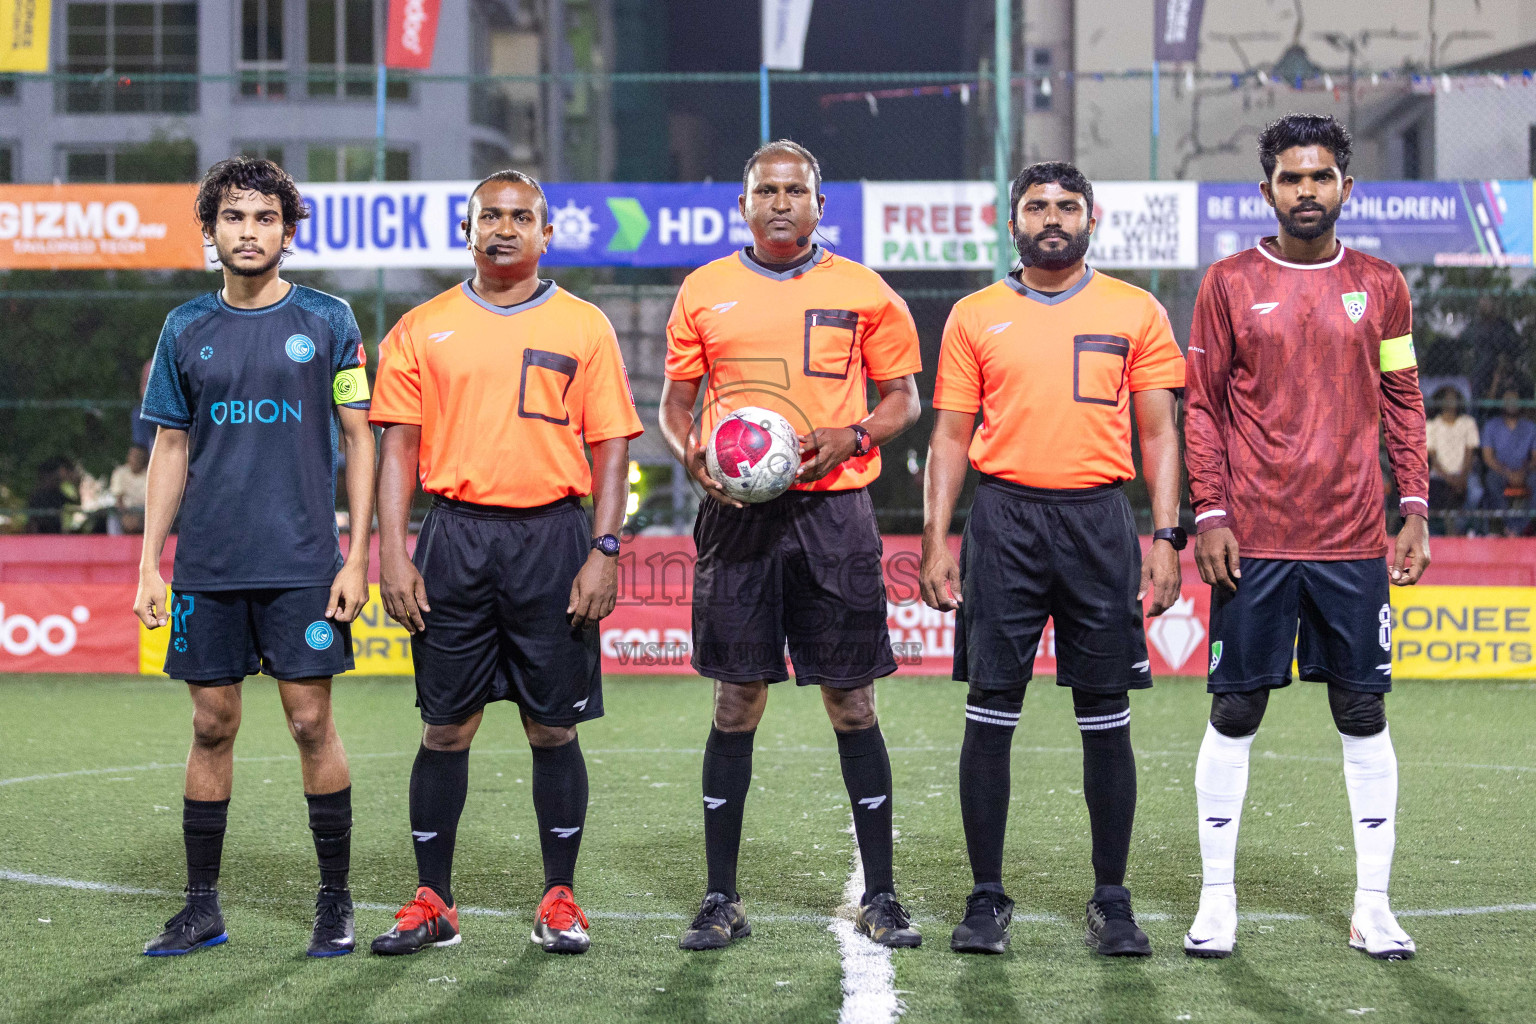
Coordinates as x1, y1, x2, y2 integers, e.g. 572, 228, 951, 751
1379, 334, 1416, 373
332, 367, 370, 405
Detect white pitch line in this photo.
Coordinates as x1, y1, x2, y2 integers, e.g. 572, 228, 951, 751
828, 821, 902, 1024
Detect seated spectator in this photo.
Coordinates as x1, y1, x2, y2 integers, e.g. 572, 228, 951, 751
1482, 388, 1536, 535
1425, 387, 1482, 535
26, 456, 75, 534
109, 444, 150, 534
1466, 296, 1526, 402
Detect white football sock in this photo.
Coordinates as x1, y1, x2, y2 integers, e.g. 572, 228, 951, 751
1341, 725, 1398, 895
1194, 722, 1256, 891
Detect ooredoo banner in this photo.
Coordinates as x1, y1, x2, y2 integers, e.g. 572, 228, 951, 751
0, 584, 138, 673
0, 184, 204, 270
385, 0, 442, 70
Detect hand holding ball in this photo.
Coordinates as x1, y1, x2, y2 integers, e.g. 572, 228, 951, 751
705, 407, 801, 504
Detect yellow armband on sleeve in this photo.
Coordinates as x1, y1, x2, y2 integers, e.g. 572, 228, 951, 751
1380, 334, 1416, 373
333, 366, 370, 404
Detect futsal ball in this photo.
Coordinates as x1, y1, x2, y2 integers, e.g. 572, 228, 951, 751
705, 406, 801, 503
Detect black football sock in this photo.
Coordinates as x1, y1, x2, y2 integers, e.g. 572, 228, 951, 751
702, 726, 755, 901
959, 689, 1022, 894
531, 737, 588, 893
836, 722, 895, 901
1074, 689, 1137, 888
409, 746, 469, 905
183, 797, 229, 890
305, 786, 352, 890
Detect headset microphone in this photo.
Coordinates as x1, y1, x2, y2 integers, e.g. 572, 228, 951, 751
795, 235, 809, 247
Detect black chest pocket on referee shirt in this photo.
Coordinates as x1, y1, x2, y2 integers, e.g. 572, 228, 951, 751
518, 348, 579, 425
1073, 334, 1129, 407
803, 309, 859, 379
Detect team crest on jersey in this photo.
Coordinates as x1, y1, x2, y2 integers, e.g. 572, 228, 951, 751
285, 334, 316, 363
1341, 291, 1368, 324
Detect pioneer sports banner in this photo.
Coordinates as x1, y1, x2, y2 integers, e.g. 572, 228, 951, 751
385, 0, 442, 70
1199, 179, 1535, 267
861, 180, 1200, 270
281, 180, 863, 270
0, 184, 204, 270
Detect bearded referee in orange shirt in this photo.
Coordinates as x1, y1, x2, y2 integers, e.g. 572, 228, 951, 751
660, 141, 924, 949
921, 162, 1186, 956
367, 171, 641, 956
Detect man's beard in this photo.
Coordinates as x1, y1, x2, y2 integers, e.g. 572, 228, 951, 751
218, 244, 283, 276
1015, 226, 1092, 271
1276, 200, 1341, 241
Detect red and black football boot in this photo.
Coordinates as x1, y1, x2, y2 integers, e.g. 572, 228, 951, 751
530, 885, 590, 954
370, 886, 460, 955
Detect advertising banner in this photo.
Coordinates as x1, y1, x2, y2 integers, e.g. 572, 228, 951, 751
1154, 0, 1206, 63
1199, 179, 1535, 267
862, 181, 1199, 271
1391, 586, 1536, 679
283, 181, 862, 270
385, 0, 442, 70
0, 0, 51, 72
0, 184, 204, 270
0, 584, 138, 673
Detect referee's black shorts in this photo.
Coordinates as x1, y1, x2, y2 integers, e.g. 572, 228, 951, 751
410, 496, 602, 727
691, 487, 897, 688
954, 475, 1151, 694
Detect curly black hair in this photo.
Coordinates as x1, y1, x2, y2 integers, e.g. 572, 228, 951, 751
1257, 114, 1352, 179
1008, 161, 1093, 221
195, 156, 309, 236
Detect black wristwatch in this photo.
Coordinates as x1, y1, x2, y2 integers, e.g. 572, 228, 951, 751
1153, 527, 1188, 551
848, 423, 873, 458
591, 534, 621, 557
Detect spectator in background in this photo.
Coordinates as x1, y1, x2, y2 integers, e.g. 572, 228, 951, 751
26, 456, 75, 534
1483, 351, 1532, 407
1425, 387, 1482, 535
110, 444, 150, 534
1466, 296, 1526, 402
1482, 388, 1536, 536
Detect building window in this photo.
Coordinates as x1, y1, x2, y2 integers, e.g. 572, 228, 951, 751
62, 138, 198, 182
0, 146, 13, 182
62, 2, 199, 114
239, 143, 287, 166
306, 0, 407, 100
1402, 124, 1421, 180
1029, 47, 1053, 112
306, 144, 409, 181
1529, 125, 1536, 179
0, 75, 16, 100
240, 0, 286, 98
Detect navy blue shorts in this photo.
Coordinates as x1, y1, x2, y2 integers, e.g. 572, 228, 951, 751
163, 586, 353, 683
410, 496, 602, 727
1207, 557, 1392, 694
954, 477, 1151, 694
691, 488, 896, 688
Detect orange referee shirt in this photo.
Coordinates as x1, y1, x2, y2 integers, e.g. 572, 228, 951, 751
934, 268, 1185, 490
370, 281, 643, 508
665, 246, 922, 492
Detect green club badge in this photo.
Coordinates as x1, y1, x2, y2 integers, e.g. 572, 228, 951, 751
1342, 291, 1368, 324
1209, 640, 1223, 673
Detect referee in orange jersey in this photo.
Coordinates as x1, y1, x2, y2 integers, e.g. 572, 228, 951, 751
921, 162, 1185, 957
367, 171, 642, 957
660, 141, 924, 950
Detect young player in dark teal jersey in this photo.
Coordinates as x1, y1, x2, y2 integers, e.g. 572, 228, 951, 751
134, 157, 376, 958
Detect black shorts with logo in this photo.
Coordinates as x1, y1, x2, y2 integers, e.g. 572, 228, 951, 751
954, 476, 1151, 695
163, 586, 354, 684
692, 487, 897, 688
411, 496, 602, 727
1207, 557, 1392, 694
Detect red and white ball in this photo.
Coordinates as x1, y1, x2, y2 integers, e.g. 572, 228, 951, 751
705, 406, 801, 504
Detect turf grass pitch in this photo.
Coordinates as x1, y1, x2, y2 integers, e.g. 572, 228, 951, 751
0, 674, 1532, 1023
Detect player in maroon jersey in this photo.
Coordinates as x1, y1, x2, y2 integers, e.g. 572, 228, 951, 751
1182, 115, 1429, 961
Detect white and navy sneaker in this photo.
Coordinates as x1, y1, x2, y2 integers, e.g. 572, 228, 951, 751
1184, 888, 1238, 959
1349, 890, 1415, 960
